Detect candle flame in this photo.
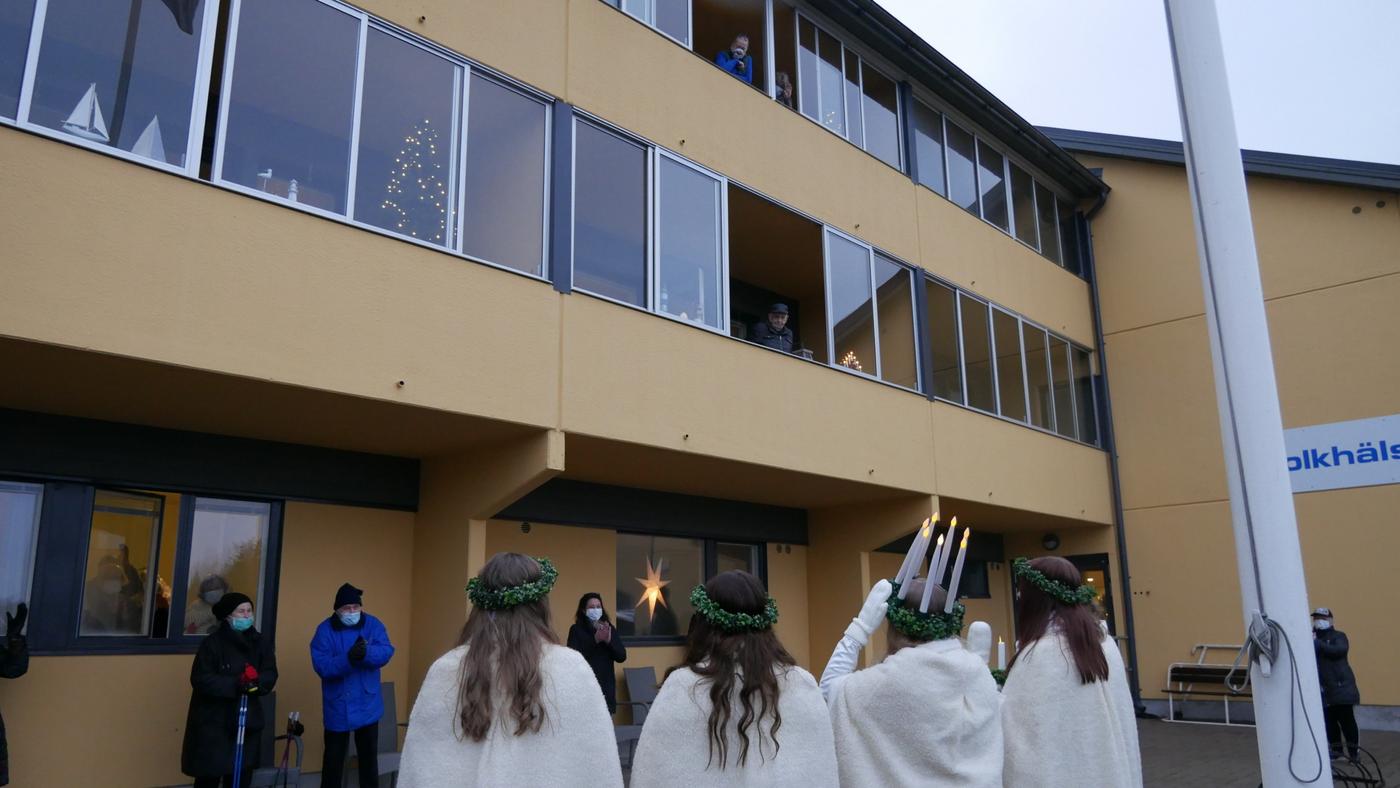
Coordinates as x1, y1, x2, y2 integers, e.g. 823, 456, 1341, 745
935, 534, 945, 548
920, 523, 931, 539
950, 516, 958, 528
999, 637, 1005, 645
961, 528, 971, 548
932, 511, 940, 524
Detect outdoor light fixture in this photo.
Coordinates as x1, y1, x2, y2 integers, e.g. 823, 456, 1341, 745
1042, 533, 1060, 551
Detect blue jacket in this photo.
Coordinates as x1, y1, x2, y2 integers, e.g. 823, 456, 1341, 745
311, 613, 394, 732
715, 50, 754, 84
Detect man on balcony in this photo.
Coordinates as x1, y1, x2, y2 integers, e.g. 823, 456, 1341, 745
715, 35, 754, 85
751, 303, 795, 354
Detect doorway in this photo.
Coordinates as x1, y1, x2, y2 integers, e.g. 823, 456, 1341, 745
1066, 552, 1115, 635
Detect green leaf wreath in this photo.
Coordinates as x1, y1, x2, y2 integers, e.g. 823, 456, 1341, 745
885, 582, 966, 641
690, 585, 779, 632
1011, 557, 1098, 606
466, 556, 558, 610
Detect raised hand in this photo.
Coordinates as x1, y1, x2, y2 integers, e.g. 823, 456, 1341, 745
845, 579, 893, 646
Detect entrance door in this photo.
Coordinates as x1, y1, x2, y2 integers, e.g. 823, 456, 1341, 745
1066, 553, 1115, 635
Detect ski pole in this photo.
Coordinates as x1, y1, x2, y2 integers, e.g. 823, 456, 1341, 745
232, 692, 249, 786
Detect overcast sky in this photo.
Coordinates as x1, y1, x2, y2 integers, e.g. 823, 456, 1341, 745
877, 1, 1400, 166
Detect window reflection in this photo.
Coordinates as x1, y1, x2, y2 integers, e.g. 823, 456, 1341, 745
80, 490, 162, 637
0, 481, 43, 636
946, 121, 978, 215
463, 75, 548, 274
827, 233, 876, 375
912, 100, 945, 195
993, 309, 1026, 422
874, 255, 917, 389
574, 121, 648, 306
1022, 323, 1053, 430
183, 498, 270, 636
960, 295, 994, 412
925, 280, 962, 402
0, 0, 36, 119
861, 64, 900, 170
1035, 183, 1063, 266
977, 140, 1009, 231
615, 534, 702, 638
1073, 347, 1098, 444
658, 157, 723, 329
1009, 162, 1038, 249
1050, 336, 1075, 438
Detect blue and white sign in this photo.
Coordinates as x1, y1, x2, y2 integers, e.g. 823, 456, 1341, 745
1285, 414, 1400, 493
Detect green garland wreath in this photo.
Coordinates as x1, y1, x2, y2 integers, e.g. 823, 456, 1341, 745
466, 556, 558, 610
1012, 557, 1098, 606
990, 668, 1007, 686
885, 582, 965, 641
689, 585, 779, 632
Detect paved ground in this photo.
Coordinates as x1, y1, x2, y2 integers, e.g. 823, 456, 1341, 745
1140, 718, 1399, 787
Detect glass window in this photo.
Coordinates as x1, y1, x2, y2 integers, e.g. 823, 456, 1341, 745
1009, 163, 1038, 249
463, 75, 549, 274
656, 0, 689, 45
925, 280, 961, 402
0, 481, 42, 636
1072, 347, 1098, 445
945, 120, 978, 215
911, 101, 945, 195
574, 121, 648, 306
353, 30, 461, 247
976, 140, 1009, 231
861, 63, 900, 170
1022, 323, 1053, 431
0, 0, 36, 119
27, 0, 210, 167
183, 498, 271, 635
1050, 336, 1075, 439
796, 17, 818, 120
960, 295, 994, 412
220, 0, 359, 213
874, 254, 917, 389
715, 542, 759, 576
80, 490, 163, 637
1035, 182, 1063, 266
842, 49, 862, 149
1057, 198, 1080, 275
615, 534, 702, 638
815, 28, 844, 136
827, 232, 876, 375
993, 309, 1026, 422
657, 156, 723, 330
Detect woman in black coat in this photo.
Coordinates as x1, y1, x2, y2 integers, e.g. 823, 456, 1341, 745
1313, 607, 1361, 760
181, 593, 278, 788
1, 605, 29, 787
566, 593, 627, 714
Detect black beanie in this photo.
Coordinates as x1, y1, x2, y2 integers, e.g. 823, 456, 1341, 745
212, 592, 252, 622
334, 583, 363, 611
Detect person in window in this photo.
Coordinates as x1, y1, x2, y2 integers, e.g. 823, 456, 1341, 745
181, 592, 279, 788
567, 593, 627, 715
775, 72, 795, 108
715, 35, 753, 85
185, 575, 232, 635
1, 604, 29, 787
750, 303, 795, 354
312, 583, 395, 788
81, 556, 144, 634
1313, 607, 1361, 761
399, 553, 622, 786
630, 570, 838, 786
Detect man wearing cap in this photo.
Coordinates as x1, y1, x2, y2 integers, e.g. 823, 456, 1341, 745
311, 583, 394, 787
1312, 607, 1361, 761
751, 303, 796, 354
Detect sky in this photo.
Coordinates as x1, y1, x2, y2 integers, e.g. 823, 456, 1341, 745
876, 1, 1400, 166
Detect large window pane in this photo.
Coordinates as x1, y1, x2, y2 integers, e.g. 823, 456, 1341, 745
977, 140, 1009, 231
1009, 162, 1038, 249
816, 28, 844, 136
353, 30, 460, 247
1035, 182, 1063, 266
183, 498, 271, 635
842, 49, 862, 149
656, 0, 689, 45
220, 0, 358, 213
827, 233, 875, 375
0, 482, 42, 635
796, 17, 818, 121
28, 0, 208, 167
1050, 336, 1075, 438
81, 490, 162, 636
925, 280, 961, 402
657, 157, 723, 330
946, 120, 978, 215
716, 542, 759, 576
1022, 323, 1053, 430
960, 295, 994, 412
463, 75, 548, 274
861, 63, 900, 169
911, 101, 945, 195
616, 534, 702, 638
574, 121, 647, 306
993, 309, 1026, 421
874, 255, 917, 389
1058, 198, 1081, 275
1073, 347, 1098, 445
0, 0, 36, 119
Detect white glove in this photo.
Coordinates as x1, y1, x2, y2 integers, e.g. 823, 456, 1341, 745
965, 620, 992, 663
843, 579, 892, 646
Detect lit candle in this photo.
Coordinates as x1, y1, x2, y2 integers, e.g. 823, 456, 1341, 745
895, 518, 933, 596
932, 517, 958, 587
944, 527, 971, 613
894, 518, 931, 586
902, 532, 940, 600
918, 537, 943, 613
997, 637, 1007, 671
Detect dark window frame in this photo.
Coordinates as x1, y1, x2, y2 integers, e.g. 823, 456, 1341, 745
615, 530, 768, 647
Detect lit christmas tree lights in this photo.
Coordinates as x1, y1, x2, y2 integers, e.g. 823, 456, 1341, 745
381, 118, 449, 244
839, 350, 864, 371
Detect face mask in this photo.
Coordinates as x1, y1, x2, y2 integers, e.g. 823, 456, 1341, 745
1313, 619, 1332, 631
338, 611, 361, 627
230, 616, 254, 632
586, 608, 603, 622
203, 590, 224, 605
102, 580, 122, 595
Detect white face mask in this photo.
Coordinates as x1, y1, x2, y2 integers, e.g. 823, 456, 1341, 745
203, 590, 225, 605
1313, 619, 1332, 631
585, 608, 604, 622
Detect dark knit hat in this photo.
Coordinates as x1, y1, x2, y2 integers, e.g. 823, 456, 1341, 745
212, 592, 252, 621
334, 583, 363, 611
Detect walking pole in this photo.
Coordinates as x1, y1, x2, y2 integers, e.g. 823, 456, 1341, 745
232, 692, 250, 787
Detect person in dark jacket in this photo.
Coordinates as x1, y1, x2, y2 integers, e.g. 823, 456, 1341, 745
1312, 607, 1361, 760
715, 35, 754, 84
750, 303, 795, 354
181, 593, 278, 788
311, 583, 394, 788
566, 593, 627, 714
1, 604, 29, 787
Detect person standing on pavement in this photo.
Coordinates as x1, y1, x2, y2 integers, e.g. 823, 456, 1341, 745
1312, 607, 1361, 761
567, 593, 627, 715
311, 583, 395, 788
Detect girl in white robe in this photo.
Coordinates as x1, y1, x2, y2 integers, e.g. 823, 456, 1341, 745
630, 570, 838, 788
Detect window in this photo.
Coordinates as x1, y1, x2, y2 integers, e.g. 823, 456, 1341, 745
182, 497, 271, 636
80, 490, 168, 637
657, 154, 725, 330
1072, 346, 1098, 445
945, 120, 978, 215
1049, 336, 1075, 439
826, 232, 875, 376
842, 48, 862, 148
23, 0, 212, 170
462, 74, 549, 274
794, 15, 900, 168
573, 120, 648, 306
0, 481, 42, 636
618, 0, 690, 46
992, 308, 1026, 422
218, 0, 359, 213
860, 62, 900, 170
615, 533, 761, 642
1009, 163, 1038, 249
976, 139, 1009, 231
1022, 323, 1053, 431
873, 254, 918, 389
0, 0, 36, 119
959, 295, 994, 412
726, 185, 827, 361
1035, 182, 1063, 266
925, 280, 961, 402
1058, 198, 1081, 275
911, 100, 946, 195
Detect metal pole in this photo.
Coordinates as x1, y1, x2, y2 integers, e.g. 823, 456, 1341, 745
1162, 1, 1327, 784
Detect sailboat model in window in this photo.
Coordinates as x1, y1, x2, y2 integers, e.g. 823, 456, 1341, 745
130, 116, 167, 163
62, 83, 110, 143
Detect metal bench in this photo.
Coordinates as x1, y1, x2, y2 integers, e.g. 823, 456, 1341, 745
1162, 643, 1252, 726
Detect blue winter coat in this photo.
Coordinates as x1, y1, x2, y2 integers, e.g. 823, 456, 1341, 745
311, 613, 394, 732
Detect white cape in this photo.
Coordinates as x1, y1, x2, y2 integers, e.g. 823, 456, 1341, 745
398, 644, 623, 788
630, 665, 839, 788
827, 638, 1003, 788
1001, 628, 1142, 788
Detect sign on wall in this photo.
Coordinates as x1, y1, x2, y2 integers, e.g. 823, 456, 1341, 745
1285, 414, 1400, 493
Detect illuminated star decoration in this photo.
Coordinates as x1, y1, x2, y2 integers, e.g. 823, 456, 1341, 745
635, 557, 670, 621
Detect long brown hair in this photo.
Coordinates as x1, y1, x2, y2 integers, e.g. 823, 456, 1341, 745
455, 553, 559, 741
683, 570, 796, 769
1007, 556, 1108, 684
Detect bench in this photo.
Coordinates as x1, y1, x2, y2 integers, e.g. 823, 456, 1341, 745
1162, 643, 1252, 726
